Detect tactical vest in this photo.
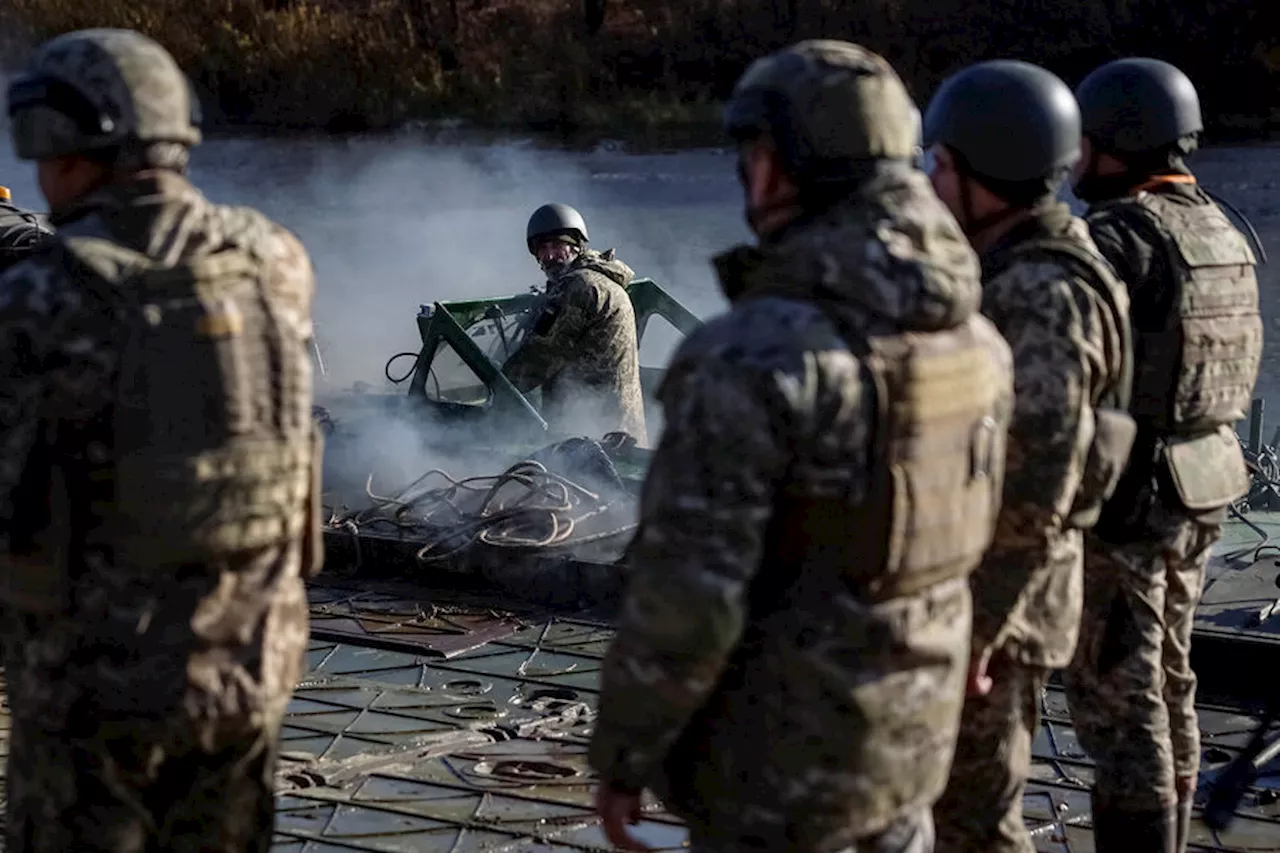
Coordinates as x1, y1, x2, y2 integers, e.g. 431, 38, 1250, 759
761, 315, 1009, 604
0, 202, 50, 275
1119, 191, 1263, 434
6, 224, 324, 608
985, 236, 1138, 530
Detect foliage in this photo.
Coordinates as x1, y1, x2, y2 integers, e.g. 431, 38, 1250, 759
6, 0, 1279, 136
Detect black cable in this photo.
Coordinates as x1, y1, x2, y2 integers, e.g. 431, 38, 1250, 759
1225, 502, 1271, 563
1202, 186, 1269, 265
384, 351, 419, 384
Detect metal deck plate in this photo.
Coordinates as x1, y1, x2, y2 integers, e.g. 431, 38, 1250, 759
264, 583, 1280, 852
1, 567, 1278, 851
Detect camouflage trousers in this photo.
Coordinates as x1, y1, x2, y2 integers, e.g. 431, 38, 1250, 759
687, 808, 935, 853
5, 708, 283, 853
1064, 510, 1221, 811
933, 656, 1047, 853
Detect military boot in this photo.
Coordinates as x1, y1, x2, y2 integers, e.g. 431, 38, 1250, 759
1091, 796, 1176, 853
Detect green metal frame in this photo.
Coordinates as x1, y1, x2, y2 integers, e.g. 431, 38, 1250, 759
404, 278, 701, 435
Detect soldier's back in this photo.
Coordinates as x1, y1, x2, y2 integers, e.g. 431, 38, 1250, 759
0, 170, 320, 850
636, 170, 1013, 849
541, 248, 646, 441
1088, 185, 1261, 437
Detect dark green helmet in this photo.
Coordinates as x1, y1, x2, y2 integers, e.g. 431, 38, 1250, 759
1076, 58, 1203, 154
526, 203, 588, 254
723, 39, 917, 183
924, 60, 1081, 186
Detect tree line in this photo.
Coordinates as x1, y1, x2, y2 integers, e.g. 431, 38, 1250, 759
6, 0, 1278, 136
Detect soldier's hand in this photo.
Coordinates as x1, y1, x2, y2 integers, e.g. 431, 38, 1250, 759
595, 783, 652, 851
967, 646, 994, 697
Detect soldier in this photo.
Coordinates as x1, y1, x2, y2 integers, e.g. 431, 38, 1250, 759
502, 203, 647, 444
588, 40, 1014, 853
0, 28, 322, 852
921, 59, 1134, 853
1065, 58, 1262, 853
0, 184, 53, 273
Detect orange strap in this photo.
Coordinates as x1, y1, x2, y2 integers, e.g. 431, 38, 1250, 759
1130, 174, 1197, 195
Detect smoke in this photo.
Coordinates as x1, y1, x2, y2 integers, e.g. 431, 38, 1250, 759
174, 132, 746, 498
0, 127, 747, 500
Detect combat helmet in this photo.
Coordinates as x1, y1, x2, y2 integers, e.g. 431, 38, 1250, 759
526, 203, 589, 254
923, 59, 1081, 195
723, 39, 918, 185
5, 28, 202, 161
1076, 58, 1203, 155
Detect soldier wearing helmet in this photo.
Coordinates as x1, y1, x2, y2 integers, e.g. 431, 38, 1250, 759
501, 202, 647, 444
0, 29, 321, 850
922, 59, 1135, 853
0, 185, 53, 274
1064, 58, 1261, 853
589, 40, 1014, 853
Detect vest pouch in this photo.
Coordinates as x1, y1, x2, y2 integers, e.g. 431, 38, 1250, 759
111, 438, 314, 569
1161, 426, 1250, 512
1067, 406, 1137, 529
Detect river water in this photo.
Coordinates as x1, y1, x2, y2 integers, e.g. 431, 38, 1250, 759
4, 132, 1280, 423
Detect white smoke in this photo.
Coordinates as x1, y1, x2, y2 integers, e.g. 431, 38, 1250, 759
169, 130, 745, 496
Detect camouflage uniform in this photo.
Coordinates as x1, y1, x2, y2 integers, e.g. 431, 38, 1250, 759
0, 30, 321, 853
588, 148, 1015, 849
933, 205, 1129, 853
503, 247, 647, 443
0, 197, 52, 274
1065, 180, 1261, 816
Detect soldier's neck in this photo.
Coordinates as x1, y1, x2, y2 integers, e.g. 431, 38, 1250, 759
968, 206, 1033, 256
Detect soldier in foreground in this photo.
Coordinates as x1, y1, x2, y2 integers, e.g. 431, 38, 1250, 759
588, 40, 1014, 853
502, 203, 647, 443
922, 60, 1133, 853
0, 28, 322, 851
1066, 58, 1262, 853
0, 185, 52, 273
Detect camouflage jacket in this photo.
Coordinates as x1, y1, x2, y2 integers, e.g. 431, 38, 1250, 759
589, 168, 1014, 847
0, 171, 314, 734
974, 203, 1128, 668
502, 249, 647, 444
0, 200, 52, 275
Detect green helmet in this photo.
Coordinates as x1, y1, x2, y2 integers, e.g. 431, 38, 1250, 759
923, 60, 1081, 186
1076, 58, 1203, 154
5, 28, 202, 161
526, 203, 588, 254
723, 39, 917, 183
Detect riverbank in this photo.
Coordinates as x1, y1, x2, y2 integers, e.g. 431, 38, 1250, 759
5, 0, 1280, 139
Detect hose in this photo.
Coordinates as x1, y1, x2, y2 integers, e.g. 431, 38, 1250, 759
384, 350, 441, 397
384, 351, 420, 384
1202, 186, 1269, 265
323, 459, 635, 566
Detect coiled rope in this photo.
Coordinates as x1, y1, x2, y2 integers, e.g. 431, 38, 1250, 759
324, 459, 636, 567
